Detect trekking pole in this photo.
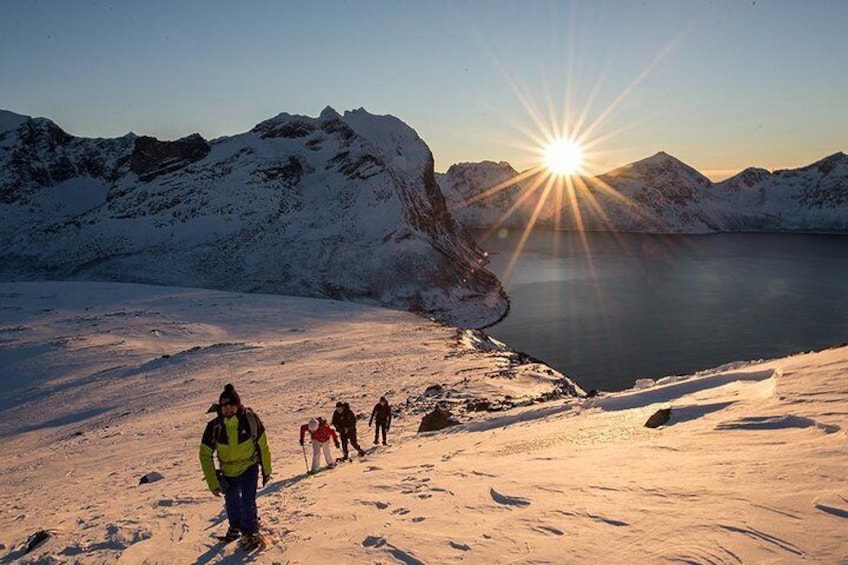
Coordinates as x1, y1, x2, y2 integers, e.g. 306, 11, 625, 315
301, 444, 310, 473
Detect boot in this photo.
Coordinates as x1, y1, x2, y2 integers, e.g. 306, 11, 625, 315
239, 532, 265, 551
221, 525, 240, 542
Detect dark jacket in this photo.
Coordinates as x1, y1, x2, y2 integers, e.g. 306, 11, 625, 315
370, 401, 392, 426
332, 405, 358, 435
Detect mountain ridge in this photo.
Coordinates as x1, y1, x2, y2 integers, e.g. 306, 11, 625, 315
0, 107, 507, 328
438, 150, 848, 233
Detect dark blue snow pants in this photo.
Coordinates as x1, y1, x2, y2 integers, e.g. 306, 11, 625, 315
223, 464, 259, 534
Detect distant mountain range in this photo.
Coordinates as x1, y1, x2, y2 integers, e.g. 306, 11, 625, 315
2, 106, 844, 327
0, 108, 507, 328
437, 151, 848, 233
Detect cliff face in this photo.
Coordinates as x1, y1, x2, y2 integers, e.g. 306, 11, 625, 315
438, 151, 848, 233
0, 108, 507, 328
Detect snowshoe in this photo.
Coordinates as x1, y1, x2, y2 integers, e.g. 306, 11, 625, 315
239, 532, 266, 552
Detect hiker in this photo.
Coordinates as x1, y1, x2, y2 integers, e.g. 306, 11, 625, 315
331, 401, 366, 460
199, 384, 272, 550
369, 396, 392, 445
299, 417, 339, 473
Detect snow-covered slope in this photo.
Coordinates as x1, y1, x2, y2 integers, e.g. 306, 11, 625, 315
438, 152, 848, 233
1, 281, 846, 563
713, 152, 848, 231
0, 108, 506, 328
438, 161, 534, 228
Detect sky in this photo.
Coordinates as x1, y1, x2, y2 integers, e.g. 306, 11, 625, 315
1, 0, 846, 179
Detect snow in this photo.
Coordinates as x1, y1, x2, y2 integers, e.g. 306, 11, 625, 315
1, 280, 846, 563
0, 107, 507, 329
438, 152, 848, 233
26, 177, 111, 217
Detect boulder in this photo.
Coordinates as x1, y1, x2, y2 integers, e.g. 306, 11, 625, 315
24, 530, 50, 554
644, 408, 672, 429
418, 407, 460, 433
138, 471, 164, 485
423, 384, 443, 397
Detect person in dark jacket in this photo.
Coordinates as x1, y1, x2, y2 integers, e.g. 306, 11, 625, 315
199, 384, 272, 550
331, 401, 366, 460
369, 396, 392, 445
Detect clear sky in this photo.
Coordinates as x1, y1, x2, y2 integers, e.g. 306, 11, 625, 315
2, 0, 846, 179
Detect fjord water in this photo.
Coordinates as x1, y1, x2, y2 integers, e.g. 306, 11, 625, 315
480, 230, 848, 392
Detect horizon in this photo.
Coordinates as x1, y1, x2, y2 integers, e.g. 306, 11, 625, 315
2, 1, 847, 181
4, 104, 844, 184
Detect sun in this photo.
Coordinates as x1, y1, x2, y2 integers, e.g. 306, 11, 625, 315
544, 139, 584, 176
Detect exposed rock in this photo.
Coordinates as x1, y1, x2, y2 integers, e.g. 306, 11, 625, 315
423, 384, 443, 397
418, 407, 460, 433
465, 399, 491, 412
129, 134, 211, 182
24, 530, 50, 554
645, 408, 672, 428
138, 471, 164, 485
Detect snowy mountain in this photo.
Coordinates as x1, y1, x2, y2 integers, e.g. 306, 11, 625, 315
1, 281, 846, 563
713, 152, 848, 231
438, 151, 848, 233
0, 108, 507, 328
439, 161, 534, 228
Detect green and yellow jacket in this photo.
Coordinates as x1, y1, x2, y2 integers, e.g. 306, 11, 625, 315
199, 407, 272, 491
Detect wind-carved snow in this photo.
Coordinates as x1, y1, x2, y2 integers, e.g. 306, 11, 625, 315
1, 281, 846, 563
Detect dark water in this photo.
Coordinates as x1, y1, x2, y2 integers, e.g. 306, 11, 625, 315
479, 230, 848, 392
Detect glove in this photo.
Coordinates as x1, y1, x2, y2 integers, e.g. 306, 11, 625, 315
334, 441, 340, 449
262, 474, 271, 487
299, 438, 304, 446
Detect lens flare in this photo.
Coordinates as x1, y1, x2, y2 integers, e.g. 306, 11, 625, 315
544, 139, 584, 176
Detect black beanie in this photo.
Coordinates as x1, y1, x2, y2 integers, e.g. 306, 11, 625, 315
219, 383, 241, 407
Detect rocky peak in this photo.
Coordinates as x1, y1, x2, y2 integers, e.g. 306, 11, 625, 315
609, 151, 711, 187
716, 167, 773, 192
129, 133, 211, 182
0, 109, 30, 135
808, 152, 848, 176
251, 112, 317, 140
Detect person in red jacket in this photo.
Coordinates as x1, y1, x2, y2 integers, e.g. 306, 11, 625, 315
299, 417, 339, 474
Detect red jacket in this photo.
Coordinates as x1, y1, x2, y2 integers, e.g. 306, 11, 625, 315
300, 421, 338, 443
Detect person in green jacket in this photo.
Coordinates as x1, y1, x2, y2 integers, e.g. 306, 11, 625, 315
199, 384, 272, 550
